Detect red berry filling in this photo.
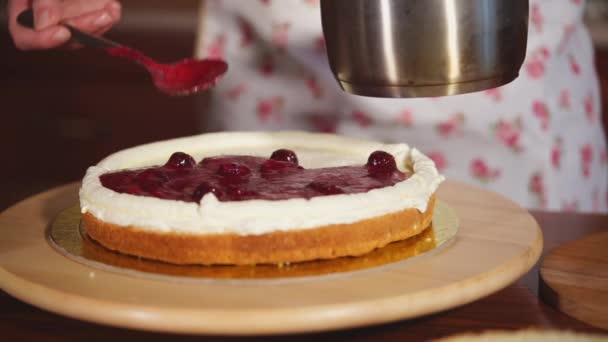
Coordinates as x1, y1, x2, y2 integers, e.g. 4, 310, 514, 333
217, 162, 252, 178
193, 182, 221, 202
307, 181, 344, 195
100, 149, 408, 202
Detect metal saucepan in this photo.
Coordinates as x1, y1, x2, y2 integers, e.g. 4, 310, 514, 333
321, 0, 529, 97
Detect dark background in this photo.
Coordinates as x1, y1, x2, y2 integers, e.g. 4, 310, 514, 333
1, 1, 607, 211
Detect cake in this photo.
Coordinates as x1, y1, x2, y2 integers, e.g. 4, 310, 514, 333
79, 131, 444, 265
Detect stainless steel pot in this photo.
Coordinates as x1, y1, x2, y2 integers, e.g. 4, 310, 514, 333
320, 0, 529, 97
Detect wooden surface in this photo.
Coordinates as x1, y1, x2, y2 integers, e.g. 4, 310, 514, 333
0, 283, 599, 342
0, 181, 544, 336
0, 194, 605, 340
540, 231, 608, 330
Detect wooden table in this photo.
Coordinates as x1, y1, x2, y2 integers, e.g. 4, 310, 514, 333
0, 196, 606, 341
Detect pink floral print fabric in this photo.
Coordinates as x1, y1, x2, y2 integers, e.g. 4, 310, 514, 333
198, 0, 608, 212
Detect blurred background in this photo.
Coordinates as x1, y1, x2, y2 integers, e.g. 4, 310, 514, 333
0, 1, 203, 209
0, 1, 607, 211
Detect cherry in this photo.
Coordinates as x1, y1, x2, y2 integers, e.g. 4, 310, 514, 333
307, 181, 344, 195
193, 182, 221, 201
270, 149, 299, 165
217, 163, 251, 178
366, 151, 397, 176
165, 152, 196, 169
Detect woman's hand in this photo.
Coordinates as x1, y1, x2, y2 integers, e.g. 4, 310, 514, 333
8, 0, 122, 50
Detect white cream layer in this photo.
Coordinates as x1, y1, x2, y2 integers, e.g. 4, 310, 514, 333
79, 131, 444, 235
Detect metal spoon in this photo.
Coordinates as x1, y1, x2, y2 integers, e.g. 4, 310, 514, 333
17, 9, 228, 96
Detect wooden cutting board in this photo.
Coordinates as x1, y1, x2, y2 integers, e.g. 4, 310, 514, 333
540, 230, 608, 330
0, 181, 543, 335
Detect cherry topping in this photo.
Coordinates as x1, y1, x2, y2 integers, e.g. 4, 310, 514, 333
136, 169, 170, 192
307, 181, 344, 195
137, 169, 169, 181
366, 151, 397, 176
217, 163, 251, 178
270, 149, 299, 165
165, 152, 196, 169
226, 187, 257, 199
150, 188, 180, 200
193, 182, 221, 201
260, 159, 298, 173
100, 152, 408, 202
101, 172, 133, 189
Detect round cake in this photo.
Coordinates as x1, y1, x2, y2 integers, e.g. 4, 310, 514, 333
79, 131, 444, 265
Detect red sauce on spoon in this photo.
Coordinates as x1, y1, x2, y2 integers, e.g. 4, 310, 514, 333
106, 47, 228, 96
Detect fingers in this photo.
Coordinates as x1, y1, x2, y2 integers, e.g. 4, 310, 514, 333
8, 0, 122, 51
106, 1, 122, 24
60, 1, 121, 50
61, 0, 117, 19
32, 0, 62, 29
8, 0, 71, 50
12, 25, 70, 50
63, 3, 121, 35
7, 0, 30, 19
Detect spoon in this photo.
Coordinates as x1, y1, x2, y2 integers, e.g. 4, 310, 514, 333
17, 9, 228, 96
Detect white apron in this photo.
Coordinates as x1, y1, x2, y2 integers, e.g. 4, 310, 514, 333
197, 0, 608, 213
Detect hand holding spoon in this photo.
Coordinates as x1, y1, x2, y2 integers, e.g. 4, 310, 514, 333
17, 9, 228, 96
